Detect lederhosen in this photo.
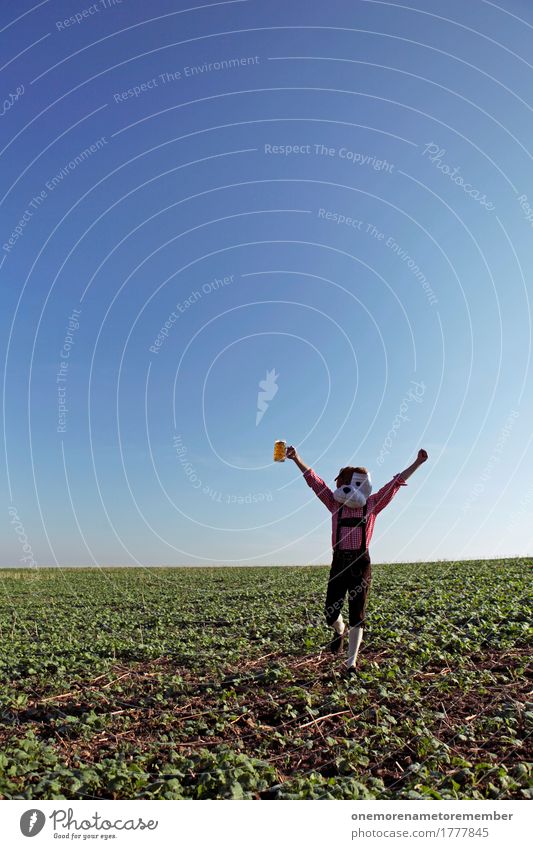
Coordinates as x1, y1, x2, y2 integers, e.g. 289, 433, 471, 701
324, 503, 372, 628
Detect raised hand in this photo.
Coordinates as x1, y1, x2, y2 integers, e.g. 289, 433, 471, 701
285, 445, 311, 473
417, 449, 428, 463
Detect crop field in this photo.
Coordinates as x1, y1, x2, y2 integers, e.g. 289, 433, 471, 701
0, 560, 531, 800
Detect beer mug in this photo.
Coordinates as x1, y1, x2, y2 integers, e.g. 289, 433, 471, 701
273, 440, 286, 462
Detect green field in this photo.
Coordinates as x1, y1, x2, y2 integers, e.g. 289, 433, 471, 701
0, 560, 531, 800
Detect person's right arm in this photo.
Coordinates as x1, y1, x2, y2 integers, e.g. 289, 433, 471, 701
286, 445, 336, 512
286, 444, 310, 473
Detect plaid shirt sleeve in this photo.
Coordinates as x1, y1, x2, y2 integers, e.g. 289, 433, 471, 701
369, 473, 407, 516
303, 468, 336, 512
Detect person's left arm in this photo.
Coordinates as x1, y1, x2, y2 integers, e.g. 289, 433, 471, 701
370, 449, 428, 515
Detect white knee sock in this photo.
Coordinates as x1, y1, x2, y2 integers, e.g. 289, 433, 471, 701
346, 626, 363, 667
332, 614, 345, 635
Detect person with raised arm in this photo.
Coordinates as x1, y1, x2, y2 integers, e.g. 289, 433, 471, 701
285, 445, 428, 674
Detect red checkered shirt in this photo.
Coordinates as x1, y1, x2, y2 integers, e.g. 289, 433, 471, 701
303, 468, 407, 551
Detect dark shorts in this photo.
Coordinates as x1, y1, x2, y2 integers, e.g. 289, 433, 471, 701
324, 548, 372, 628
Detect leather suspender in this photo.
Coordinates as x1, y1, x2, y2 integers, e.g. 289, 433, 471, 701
334, 502, 367, 551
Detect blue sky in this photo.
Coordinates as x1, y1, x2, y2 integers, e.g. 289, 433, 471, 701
1, 0, 532, 566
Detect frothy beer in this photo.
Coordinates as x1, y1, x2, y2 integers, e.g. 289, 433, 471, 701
273, 440, 286, 462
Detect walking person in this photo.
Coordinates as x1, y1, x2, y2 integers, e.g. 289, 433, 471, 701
285, 446, 428, 673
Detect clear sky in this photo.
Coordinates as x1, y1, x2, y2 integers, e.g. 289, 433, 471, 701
1, 0, 532, 567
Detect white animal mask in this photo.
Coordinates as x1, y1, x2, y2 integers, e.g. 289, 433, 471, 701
333, 471, 372, 508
